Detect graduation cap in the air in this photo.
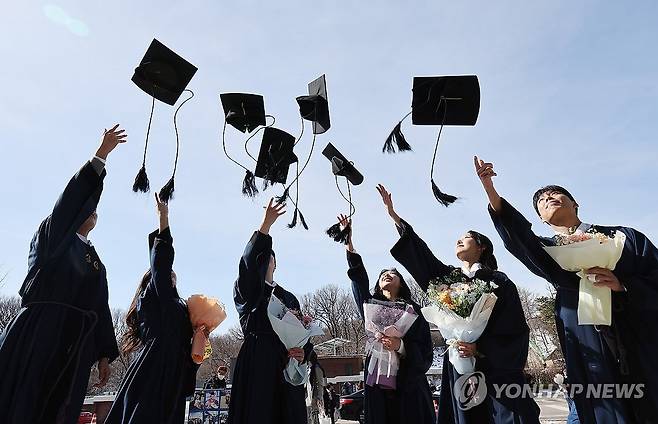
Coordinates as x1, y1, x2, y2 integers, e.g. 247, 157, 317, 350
322, 143, 363, 244
131, 38, 197, 203
296, 74, 330, 135
255, 127, 298, 185
383, 75, 480, 206
219, 93, 271, 197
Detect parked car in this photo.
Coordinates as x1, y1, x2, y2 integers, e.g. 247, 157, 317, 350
339, 389, 441, 423
78, 412, 94, 424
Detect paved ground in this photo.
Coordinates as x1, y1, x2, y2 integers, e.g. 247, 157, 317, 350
336, 397, 570, 424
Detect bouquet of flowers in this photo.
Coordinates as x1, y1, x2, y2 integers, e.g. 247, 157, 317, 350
543, 229, 626, 325
187, 295, 227, 364
267, 294, 324, 386
363, 299, 418, 389
422, 269, 498, 374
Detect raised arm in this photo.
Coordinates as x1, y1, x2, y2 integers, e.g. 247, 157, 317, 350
148, 193, 176, 298
234, 199, 284, 315
474, 156, 573, 285
377, 185, 451, 290
338, 214, 371, 320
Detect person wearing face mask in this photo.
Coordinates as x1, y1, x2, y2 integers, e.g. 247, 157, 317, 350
0, 125, 125, 424
205, 364, 229, 389
228, 199, 311, 424
475, 156, 658, 424
106, 193, 199, 424
338, 212, 435, 424
376, 184, 540, 424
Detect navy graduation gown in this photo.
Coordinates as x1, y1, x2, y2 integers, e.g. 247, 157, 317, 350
106, 228, 198, 424
346, 250, 436, 424
0, 161, 119, 424
228, 231, 310, 424
390, 219, 540, 424
489, 198, 658, 423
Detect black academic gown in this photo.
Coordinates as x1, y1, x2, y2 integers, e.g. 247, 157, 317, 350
106, 228, 198, 424
227, 231, 311, 424
0, 161, 119, 424
490, 198, 658, 423
390, 219, 540, 424
346, 250, 436, 424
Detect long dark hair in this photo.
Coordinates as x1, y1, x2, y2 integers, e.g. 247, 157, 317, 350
467, 230, 498, 271
120, 270, 152, 355
373, 268, 412, 303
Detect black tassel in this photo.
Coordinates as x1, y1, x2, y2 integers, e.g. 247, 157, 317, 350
242, 170, 258, 197
326, 222, 351, 244
132, 165, 150, 193
298, 209, 308, 230
159, 177, 175, 203
431, 179, 457, 207
383, 122, 412, 153
275, 186, 290, 205
262, 178, 272, 191
287, 208, 299, 229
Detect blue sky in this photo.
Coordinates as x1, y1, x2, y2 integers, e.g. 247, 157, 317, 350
1, 1, 657, 333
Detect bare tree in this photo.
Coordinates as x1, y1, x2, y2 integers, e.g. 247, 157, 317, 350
0, 294, 21, 332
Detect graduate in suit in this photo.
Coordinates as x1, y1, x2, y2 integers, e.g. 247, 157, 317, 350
228, 199, 311, 424
106, 193, 199, 423
338, 214, 436, 424
376, 185, 540, 424
0, 125, 125, 424
475, 156, 658, 423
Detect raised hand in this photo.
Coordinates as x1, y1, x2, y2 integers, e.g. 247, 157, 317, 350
259, 198, 286, 235
155, 192, 169, 231
474, 156, 502, 212
96, 124, 127, 159
337, 214, 354, 251
376, 184, 401, 225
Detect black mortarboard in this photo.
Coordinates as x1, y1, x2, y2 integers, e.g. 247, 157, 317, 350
296, 74, 330, 135
131, 39, 197, 203
322, 143, 363, 186
383, 75, 480, 207
322, 143, 362, 244
220, 93, 267, 134
132, 39, 198, 106
254, 127, 298, 185
219, 93, 272, 197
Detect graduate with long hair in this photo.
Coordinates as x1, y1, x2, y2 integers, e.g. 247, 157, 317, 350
339, 213, 436, 424
106, 193, 198, 423
0, 125, 125, 424
475, 156, 658, 423
377, 184, 540, 424
228, 199, 311, 424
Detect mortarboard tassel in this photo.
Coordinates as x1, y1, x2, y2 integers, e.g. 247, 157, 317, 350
431, 178, 457, 207
287, 207, 299, 229
133, 165, 150, 193
242, 170, 258, 197
275, 186, 290, 205
326, 222, 351, 244
383, 121, 412, 153
159, 177, 175, 203
297, 209, 308, 230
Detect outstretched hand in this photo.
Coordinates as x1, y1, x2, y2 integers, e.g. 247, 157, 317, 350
376, 184, 401, 225
155, 192, 169, 231
260, 198, 286, 235
96, 124, 127, 159
337, 214, 354, 251
473, 156, 497, 188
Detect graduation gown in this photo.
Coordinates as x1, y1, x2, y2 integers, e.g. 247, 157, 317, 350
106, 228, 198, 424
0, 161, 119, 424
346, 250, 436, 424
489, 198, 658, 423
390, 219, 540, 424
227, 231, 311, 424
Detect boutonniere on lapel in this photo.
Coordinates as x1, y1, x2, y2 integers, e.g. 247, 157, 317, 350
85, 253, 100, 270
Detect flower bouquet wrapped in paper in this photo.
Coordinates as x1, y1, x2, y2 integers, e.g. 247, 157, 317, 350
543, 229, 626, 325
188, 295, 227, 364
267, 294, 324, 386
422, 270, 497, 374
363, 299, 418, 390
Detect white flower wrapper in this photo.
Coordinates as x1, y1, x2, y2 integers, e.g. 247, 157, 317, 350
422, 292, 497, 374
267, 294, 325, 386
543, 231, 626, 325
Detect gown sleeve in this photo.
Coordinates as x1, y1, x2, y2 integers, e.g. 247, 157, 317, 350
20, 161, 106, 298
390, 218, 453, 291
488, 198, 577, 288
234, 231, 273, 316
95, 287, 120, 363
148, 227, 176, 299
622, 228, 658, 311
346, 250, 371, 320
